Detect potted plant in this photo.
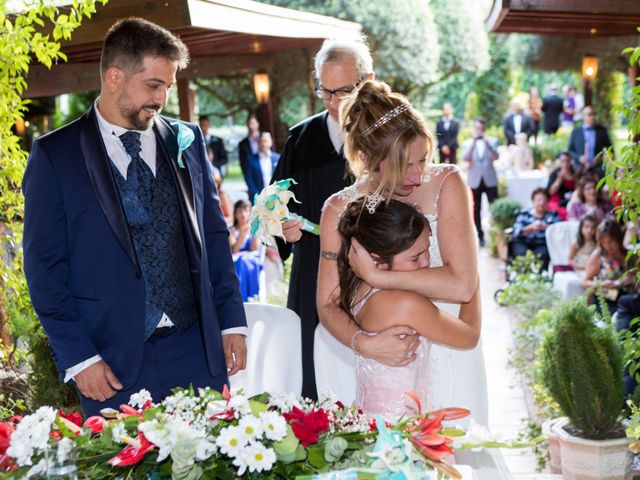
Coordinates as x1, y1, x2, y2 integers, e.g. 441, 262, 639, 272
489, 198, 521, 260
540, 298, 632, 479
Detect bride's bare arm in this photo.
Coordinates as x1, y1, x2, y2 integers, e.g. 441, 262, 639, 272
359, 282, 481, 349
349, 171, 478, 303
316, 196, 419, 367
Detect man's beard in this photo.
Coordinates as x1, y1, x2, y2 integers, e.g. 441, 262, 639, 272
117, 93, 161, 130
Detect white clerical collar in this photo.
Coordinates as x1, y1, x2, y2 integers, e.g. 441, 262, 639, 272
326, 113, 343, 153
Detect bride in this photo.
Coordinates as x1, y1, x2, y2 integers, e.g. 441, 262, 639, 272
316, 80, 510, 478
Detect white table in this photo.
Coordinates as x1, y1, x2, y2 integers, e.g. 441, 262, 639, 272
503, 170, 549, 209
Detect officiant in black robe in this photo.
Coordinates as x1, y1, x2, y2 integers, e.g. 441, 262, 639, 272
271, 38, 374, 399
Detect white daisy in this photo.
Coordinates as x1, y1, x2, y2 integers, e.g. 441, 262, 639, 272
259, 411, 287, 441
244, 442, 276, 474
238, 415, 263, 441
216, 425, 248, 458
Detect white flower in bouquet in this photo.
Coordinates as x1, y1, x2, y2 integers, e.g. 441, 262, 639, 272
454, 419, 499, 451
267, 391, 309, 413
317, 390, 339, 412
204, 399, 228, 418
6, 406, 57, 466
140, 417, 215, 463
216, 425, 249, 457
233, 442, 276, 476
227, 393, 251, 416
25, 458, 47, 478
128, 389, 153, 410
111, 422, 129, 444
259, 411, 287, 441
55, 437, 74, 464
238, 415, 264, 441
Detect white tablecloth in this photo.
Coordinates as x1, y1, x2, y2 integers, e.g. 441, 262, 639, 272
504, 170, 548, 209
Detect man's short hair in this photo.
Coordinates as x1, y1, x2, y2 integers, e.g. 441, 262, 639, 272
474, 117, 486, 127
100, 17, 189, 76
531, 187, 549, 201
198, 115, 209, 122
314, 37, 373, 81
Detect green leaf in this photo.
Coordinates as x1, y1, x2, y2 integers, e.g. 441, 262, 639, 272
307, 445, 327, 469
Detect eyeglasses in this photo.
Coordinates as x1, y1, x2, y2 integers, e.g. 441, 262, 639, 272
314, 80, 361, 101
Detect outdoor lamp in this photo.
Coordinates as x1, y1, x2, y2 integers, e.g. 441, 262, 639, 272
582, 55, 598, 80
253, 72, 270, 103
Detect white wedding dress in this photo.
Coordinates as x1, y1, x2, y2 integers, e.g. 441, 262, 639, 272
318, 164, 512, 479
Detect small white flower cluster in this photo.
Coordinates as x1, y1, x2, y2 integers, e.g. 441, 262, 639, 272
215, 412, 287, 475
267, 392, 314, 413
6, 406, 57, 466
128, 389, 153, 410
139, 416, 216, 463
328, 407, 372, 435
161, 390, 208, 430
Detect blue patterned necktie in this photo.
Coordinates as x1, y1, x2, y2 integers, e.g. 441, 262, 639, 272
119, 131, 153, 191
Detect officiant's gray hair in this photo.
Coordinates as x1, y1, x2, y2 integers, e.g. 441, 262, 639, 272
314, 37, 373, 80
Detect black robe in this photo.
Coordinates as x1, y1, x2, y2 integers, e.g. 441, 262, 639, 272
271, 111, 353, 400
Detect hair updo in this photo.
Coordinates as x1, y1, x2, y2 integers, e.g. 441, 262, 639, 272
340, 80, 434, 197
336, 197, 430, 321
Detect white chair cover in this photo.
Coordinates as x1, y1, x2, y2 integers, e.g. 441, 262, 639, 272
314, 323, 357, 405
229, 303, 302, 396
545, 221, 579, 267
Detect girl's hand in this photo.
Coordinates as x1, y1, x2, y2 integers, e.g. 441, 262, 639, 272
355, 325, 420, 367
349, 238, 387, 288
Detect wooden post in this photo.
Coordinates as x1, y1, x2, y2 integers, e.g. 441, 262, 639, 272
582, 78, 593, 107
177, 78, 194, 122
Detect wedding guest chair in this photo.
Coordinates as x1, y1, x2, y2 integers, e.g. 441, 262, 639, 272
229, 303, 302, 396
545, 221, 584, 298
314, 323, 357, 405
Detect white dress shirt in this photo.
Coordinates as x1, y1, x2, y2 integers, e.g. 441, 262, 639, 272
259, 150, 274, 190
513, 114, 522, 134
326, 114, 343, 153
65, 101, 246, 382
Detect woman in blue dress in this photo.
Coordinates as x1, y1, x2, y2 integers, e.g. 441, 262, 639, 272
229, 200, 262, 301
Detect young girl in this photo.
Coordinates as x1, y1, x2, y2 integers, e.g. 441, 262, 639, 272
229, 200, 261, 301
568, 215, 597, 273
337, 197, 480, 420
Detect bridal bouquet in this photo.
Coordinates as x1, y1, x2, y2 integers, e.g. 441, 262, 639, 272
249, 178, 320, 248
0, 387, 529, 480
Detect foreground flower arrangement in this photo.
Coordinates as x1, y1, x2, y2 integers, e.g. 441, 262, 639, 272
0, 387, 522, 479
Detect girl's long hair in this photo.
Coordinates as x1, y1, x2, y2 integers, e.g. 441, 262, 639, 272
577, 215, 597, 248
337, 197, 429, 322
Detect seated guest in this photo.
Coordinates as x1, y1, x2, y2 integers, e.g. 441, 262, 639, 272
583, 218, 638, 316
567, 105, 612, 178
567, 176, 613, 222
246, 132, 280, 201
512, 187, 561, 270
546, 151, 576, 220
615, 292, 640, 397
624, 219, 640, 250
568, 215, 598, 273
229, 200, 262, 301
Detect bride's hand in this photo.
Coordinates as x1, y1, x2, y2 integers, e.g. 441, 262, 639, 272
355, 325, 420, 367
349, 238, 388, 288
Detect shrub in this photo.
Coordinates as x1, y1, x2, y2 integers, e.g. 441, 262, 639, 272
490, 198, 522, 230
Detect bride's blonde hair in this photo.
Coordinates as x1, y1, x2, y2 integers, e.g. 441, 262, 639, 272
340, 80, 434, 196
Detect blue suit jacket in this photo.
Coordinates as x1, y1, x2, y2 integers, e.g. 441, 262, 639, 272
246, 151, 280, 201
22, 104, 246, 388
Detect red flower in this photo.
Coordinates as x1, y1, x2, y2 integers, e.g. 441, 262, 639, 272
0, 423, 16, 471
283, 407, 330, 447
7, 417, 21, 427
83, 416, 106, 434
49, 430, 63, 441
59, 410, 82, 427
107, 432, 155, 467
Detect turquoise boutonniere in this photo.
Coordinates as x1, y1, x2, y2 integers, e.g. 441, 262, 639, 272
170, 121, 195, 168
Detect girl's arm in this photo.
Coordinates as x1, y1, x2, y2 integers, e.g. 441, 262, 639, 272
348, 172, 478, 303
582, 249, 601, 289
568, 242, 578, 268
317, 196, 420, 367
359, 281, 481, 350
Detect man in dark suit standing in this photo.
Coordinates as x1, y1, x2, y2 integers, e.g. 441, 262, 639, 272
198, 115, 228, 176
238, 112, 260, 187
567, 105, 612, 177
246, 132, 280, 200
22, 18, 247, 416
503, 99, 535, 145
541, 86, 564, 135
435, 102, 459, 164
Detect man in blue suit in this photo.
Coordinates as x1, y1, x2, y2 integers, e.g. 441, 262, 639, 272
22, 18, 247, 416
246, 132, 280, 201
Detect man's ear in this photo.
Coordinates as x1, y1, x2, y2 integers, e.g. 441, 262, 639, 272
104, 66, 124, 93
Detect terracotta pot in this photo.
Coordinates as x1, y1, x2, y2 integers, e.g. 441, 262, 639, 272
552, 417, 633, 480
541, 418, 562, 474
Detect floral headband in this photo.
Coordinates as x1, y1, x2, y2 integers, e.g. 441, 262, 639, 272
362, 104, 411, 137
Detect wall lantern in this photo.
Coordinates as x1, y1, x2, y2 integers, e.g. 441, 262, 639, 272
253, 72, 270, 104
582, 55, 598, 81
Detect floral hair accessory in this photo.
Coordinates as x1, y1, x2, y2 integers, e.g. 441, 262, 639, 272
170, 121, 195, 168
249, 179, 319, 248
362, 103, 411, 137
365, 192, 384, 214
